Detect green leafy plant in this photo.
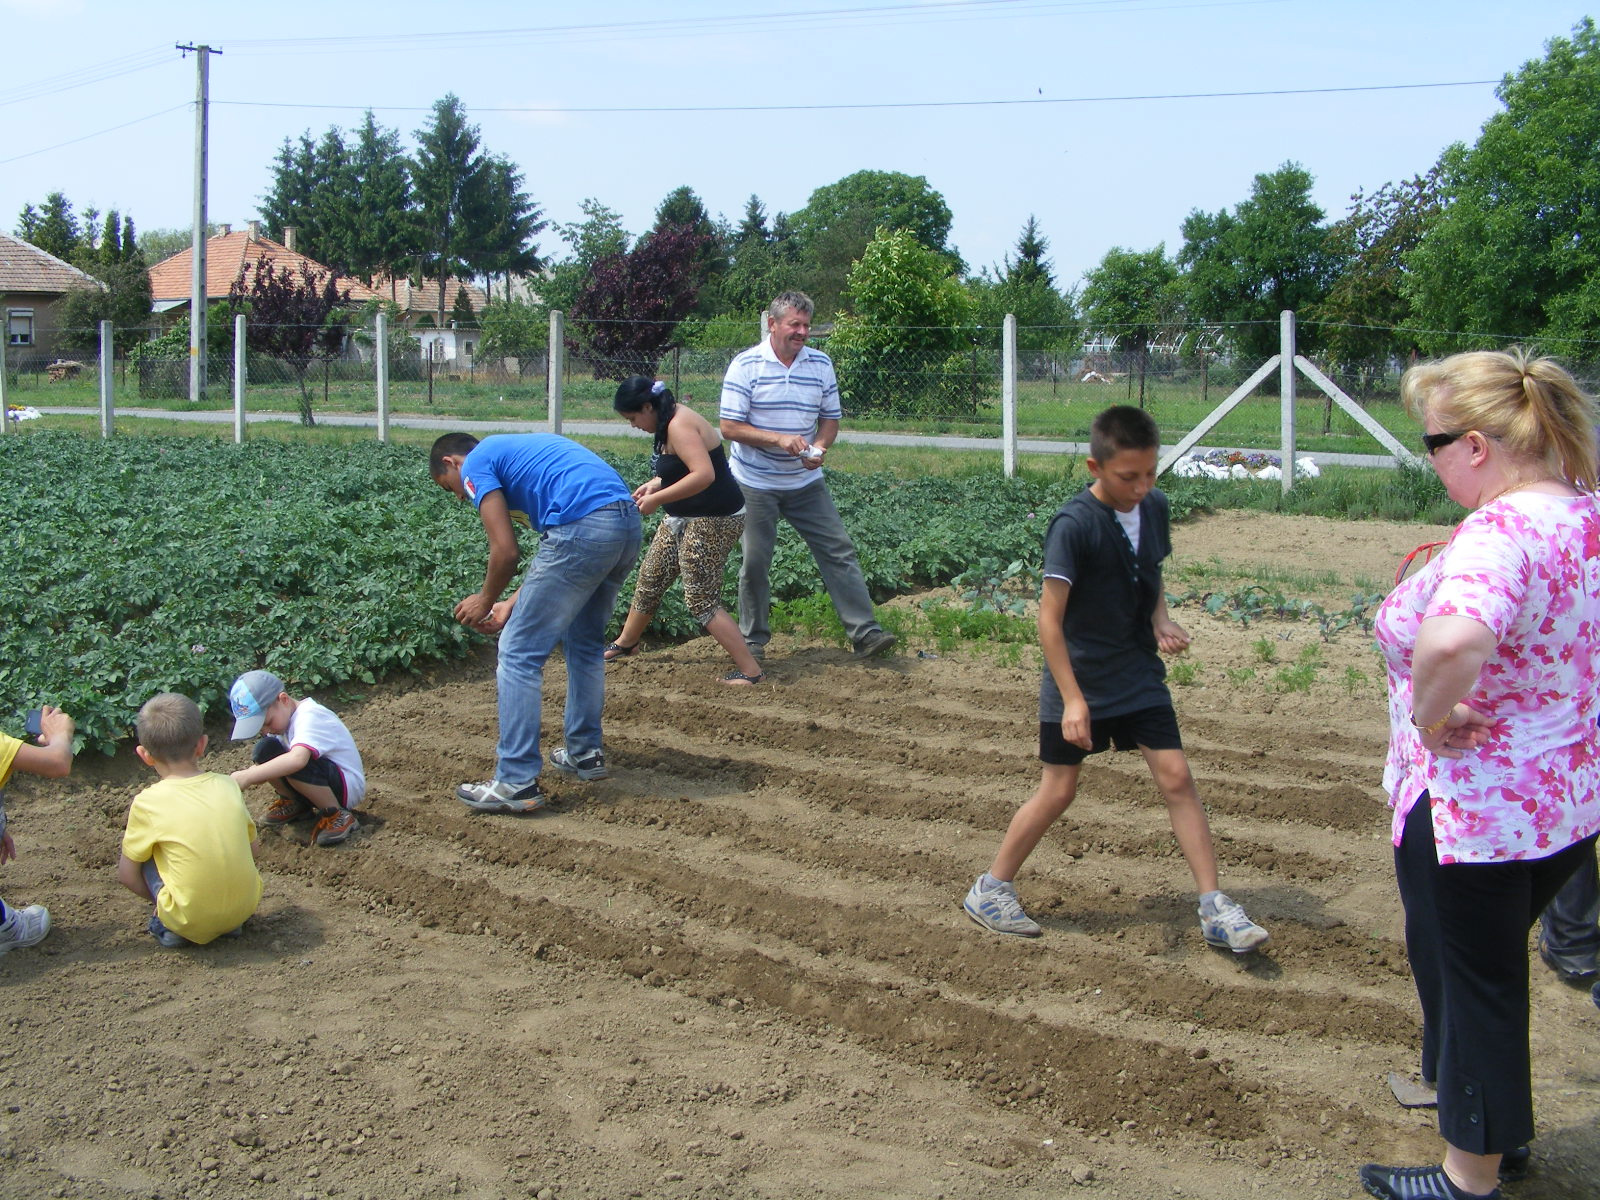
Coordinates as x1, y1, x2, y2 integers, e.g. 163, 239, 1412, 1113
1251, 637, 1278, 664
1168, 658, 1203, 686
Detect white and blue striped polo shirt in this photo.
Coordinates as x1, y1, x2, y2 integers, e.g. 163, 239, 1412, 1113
720, 340, 841, 491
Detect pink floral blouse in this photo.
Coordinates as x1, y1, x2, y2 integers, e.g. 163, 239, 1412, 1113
1375, 492, 1600, 864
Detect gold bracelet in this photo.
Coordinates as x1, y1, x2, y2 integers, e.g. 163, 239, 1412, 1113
1410, 710, 1451, 737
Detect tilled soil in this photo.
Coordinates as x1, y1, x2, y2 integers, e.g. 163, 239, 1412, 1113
1, 510, 1596, 1200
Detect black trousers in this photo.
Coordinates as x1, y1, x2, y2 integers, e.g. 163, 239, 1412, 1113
1395, 793, 1596, 1153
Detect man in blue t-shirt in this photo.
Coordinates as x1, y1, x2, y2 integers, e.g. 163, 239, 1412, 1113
430, 433, 641, 813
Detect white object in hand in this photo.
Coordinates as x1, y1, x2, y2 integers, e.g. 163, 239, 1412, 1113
802, 444, 824, 462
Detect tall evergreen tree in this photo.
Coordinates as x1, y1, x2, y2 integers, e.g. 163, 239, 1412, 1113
100, 210, 122, 263
259, 132, 322, 250
735, 194, 769, 245
345, 111, 415, 284
31, 192, 80, 259
473, 155, 544, 303
411, 94, 494, 326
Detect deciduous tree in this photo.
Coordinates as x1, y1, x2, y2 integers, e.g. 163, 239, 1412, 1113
1081, 245, 1182, 406
1402, 18, 1600, 351
566, 223, 713, 380
1310, 171, 1441, 387
788, 170, 958, 318
479, 298, 548, 378
228, 256, 354, 426
828, 227, 983, 416
1178, 162, 1340, 360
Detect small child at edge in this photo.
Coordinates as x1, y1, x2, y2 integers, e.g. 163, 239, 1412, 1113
228, 670, 367, 847
118, 693, 262, 948
963, 405, 1269, 953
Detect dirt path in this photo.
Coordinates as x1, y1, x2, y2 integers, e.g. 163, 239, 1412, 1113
2, 511, 1595, 1200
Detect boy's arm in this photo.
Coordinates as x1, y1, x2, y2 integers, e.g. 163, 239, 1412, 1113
1151, 573, 1191, 654
116, 854, 154, 902
1039, 577, 1092, 750
13, 705, 76, 778
231, 743, 313, 788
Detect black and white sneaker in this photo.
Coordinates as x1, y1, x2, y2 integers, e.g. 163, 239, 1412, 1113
549, 747, 608, 781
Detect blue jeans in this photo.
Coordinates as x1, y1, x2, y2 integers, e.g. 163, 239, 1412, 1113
495, 500, 641, 785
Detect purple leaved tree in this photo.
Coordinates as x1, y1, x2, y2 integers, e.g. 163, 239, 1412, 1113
566, 223, 712, 381
229, 256, 355, 426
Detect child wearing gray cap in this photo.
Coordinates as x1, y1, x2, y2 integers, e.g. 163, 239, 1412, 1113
227, 670, 367, 846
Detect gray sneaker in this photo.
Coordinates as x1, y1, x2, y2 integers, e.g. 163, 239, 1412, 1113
549, 747, 608, 781
1199, 892, 1270, 953
456, 779, 546, 813
0, 902, 50, 954
853, 629, 897, 659
962, 876, 1042, 937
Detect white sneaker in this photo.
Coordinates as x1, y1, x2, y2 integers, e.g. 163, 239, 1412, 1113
962, 876, 1042, 937
0, 903, 51, 954
455, 779, 546, 813
1199, 892, 1269, 953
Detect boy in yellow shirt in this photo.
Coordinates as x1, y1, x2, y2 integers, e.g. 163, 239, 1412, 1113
117, 693, 262, 948
0, 704, 75, 954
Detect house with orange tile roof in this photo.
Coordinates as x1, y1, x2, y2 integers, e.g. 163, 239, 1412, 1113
146, 222, 380, 315
0, 233, 105, 361
149, 223, 492, 364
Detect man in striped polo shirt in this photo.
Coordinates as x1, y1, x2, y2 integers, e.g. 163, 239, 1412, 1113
719, 291, 896, 664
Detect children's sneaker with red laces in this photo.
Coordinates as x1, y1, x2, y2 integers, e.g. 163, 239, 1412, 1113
263, 794, 314, 825
311, 807, 358, 846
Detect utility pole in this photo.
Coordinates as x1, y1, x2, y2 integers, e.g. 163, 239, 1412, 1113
177, 42, 220, 404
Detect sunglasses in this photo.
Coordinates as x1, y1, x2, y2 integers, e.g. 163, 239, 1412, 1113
1421, 430, 1466, 456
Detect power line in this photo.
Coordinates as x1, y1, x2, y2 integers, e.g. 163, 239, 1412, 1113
219, 0, 1289, 56
213, 77, 1499, 119
0, 45, 174, 110
0, 105, 191, 168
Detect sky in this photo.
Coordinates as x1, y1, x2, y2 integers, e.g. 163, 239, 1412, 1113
1, 0, 1592, 292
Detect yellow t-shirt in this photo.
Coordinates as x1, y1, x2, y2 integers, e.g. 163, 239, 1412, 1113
121, 772, 262, 944
0, 731, 19, 790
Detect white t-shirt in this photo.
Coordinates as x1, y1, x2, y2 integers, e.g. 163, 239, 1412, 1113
286, 698, 367, 808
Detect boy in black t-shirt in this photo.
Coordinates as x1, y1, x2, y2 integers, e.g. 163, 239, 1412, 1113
962, 406, 1269, 953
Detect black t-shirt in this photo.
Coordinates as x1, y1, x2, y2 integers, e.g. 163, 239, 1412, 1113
652, 414, 745, 518
1038, 486, 1172, 722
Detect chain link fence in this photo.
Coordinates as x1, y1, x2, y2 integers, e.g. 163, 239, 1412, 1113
10, 315, 1596, 458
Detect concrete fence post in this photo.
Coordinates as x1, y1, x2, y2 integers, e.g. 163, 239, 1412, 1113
233, 314, 247, 443
98, 320, 114, 438
375, 312, 390, 444
1279, 310, 1296, 496
548, 309, 565, 433
1002, 313, 1018, 479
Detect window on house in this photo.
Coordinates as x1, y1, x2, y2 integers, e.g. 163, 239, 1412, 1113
6, 309, 34, 346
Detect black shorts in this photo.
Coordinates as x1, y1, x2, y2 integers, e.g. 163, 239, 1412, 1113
1039, 704, 1183, 766
253, 736, 350, 807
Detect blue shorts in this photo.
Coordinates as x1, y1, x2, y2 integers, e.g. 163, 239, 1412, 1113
1039, 704, 1182, 766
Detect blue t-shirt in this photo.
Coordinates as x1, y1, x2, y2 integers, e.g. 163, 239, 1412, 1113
460, 434, 630, 531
